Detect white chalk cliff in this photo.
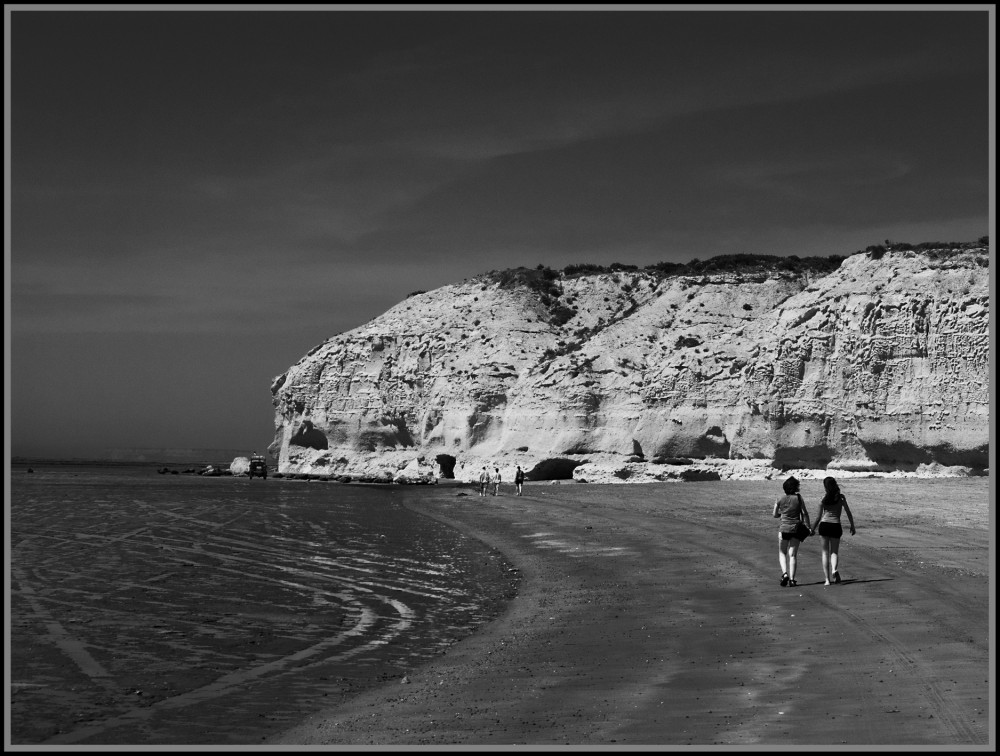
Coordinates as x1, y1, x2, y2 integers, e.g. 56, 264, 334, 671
269, 243, 990, 482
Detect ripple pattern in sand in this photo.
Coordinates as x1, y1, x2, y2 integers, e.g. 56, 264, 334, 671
10, 472, 514, 745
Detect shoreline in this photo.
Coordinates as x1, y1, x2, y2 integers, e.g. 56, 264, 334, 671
262, 451, 990, 485
269, 478, 991, 747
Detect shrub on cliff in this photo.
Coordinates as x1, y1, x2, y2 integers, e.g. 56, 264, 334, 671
487, 266, 561, 297
564, 263, 609, 277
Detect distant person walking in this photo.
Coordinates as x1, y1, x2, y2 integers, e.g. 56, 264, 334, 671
811, 476, 856, 585
479, 467, 489, 497
492, 467, 502, 496
514, 465, 525, 495
773, 476, 812, 587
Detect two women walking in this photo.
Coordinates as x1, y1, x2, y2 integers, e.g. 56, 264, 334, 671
773, 475, 855, 587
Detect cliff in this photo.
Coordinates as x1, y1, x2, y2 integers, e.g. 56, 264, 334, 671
269, 242, 990, 483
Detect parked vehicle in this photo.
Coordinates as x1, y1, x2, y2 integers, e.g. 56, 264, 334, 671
248, 454, 267, 480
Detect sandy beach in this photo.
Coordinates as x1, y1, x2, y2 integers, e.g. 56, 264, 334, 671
269, 477, 991, 748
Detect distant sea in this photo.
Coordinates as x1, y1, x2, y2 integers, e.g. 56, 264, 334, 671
14, 446, 252, 466
9, 461, 516, 745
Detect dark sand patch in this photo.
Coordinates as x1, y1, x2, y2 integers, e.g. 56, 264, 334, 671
270, 478, 991, 747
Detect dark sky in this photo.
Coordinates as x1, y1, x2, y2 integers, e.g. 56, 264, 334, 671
7, 7, 992, 459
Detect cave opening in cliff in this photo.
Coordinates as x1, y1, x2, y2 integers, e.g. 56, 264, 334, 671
527, 458, 582, 480
290, 420, 329, 451
859, 440, 988, 472
856, 440, 931, 470
435, 454, 457, 479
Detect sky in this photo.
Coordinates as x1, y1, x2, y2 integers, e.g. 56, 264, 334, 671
6, 5, 993, 460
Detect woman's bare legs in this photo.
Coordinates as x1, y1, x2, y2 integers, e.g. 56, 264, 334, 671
820, 536, 832, 584
829, 537, 842, 581
779, 537, 802, 584
787, 539, 800, 584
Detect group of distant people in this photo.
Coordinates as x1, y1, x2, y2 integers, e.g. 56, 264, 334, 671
773, 475, 856, 587
478, 465, 526, 497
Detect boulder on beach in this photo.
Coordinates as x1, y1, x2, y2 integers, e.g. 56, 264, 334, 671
230, 457, 250, 476
392, 456, 438, 484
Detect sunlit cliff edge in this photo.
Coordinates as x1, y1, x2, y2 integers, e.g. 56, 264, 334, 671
269, 241, 990, 484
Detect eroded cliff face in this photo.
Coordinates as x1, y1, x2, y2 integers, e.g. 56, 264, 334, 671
269, 245, 990, 481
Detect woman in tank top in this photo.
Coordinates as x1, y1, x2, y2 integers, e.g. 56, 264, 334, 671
772, 476, 812, 587
810, 476, 856, 585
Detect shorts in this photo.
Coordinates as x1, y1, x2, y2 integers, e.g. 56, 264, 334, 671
817, 522, 843, 539
780, 531, 799, 541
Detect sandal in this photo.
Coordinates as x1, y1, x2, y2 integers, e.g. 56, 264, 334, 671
833, 571, 841, 584
780, 573, 789, 587
788, 579, 798, 587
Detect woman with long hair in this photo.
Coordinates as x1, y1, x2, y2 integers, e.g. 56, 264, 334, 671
772, 476, 812, 587
811, 476, 857, 585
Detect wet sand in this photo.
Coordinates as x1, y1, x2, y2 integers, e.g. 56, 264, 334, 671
9, 474, 518, 745
270, 478, 991, 747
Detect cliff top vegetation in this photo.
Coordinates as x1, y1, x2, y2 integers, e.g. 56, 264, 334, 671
859, 236, 989, 260
477, 237, 989, 292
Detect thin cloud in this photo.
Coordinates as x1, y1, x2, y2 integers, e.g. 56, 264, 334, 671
713, 152, 914, 196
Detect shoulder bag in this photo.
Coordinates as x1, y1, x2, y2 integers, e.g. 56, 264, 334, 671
793, 494, 810, 541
